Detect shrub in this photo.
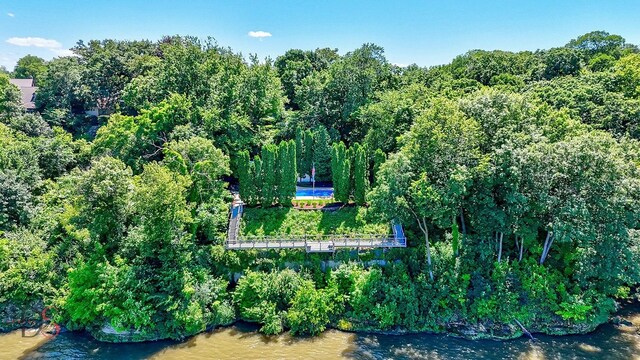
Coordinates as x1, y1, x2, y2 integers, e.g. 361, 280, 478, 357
287, 283, 332, 336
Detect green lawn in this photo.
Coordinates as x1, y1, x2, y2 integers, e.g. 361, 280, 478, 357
240, 207, 389, 236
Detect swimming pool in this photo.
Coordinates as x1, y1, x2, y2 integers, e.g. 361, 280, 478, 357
295, 187, 334, 198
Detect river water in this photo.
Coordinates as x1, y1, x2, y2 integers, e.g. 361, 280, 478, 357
2, 310, 639, 360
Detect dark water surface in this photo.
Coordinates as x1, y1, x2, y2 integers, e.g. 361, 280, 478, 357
2, 309, 639, 360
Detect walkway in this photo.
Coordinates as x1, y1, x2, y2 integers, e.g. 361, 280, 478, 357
225, 202, 406, 253
227, 196, 243, 243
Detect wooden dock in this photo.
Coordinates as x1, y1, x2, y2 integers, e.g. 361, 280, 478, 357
225, 203, 407, 253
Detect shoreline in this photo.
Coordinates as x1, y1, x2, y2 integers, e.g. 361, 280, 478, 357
3, 300, 638, 344
75, 316, 609, 343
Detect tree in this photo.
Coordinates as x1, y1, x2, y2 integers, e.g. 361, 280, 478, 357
524, 73, 635, 139
253, 155, 263, 206
0, 124, 42, 230
4, 112, 50, 138
347, 146, 355, 200
303, 129, 314, 177
275, 48, 338, 109
238, 56, 286, 135
286, 140, 297, 204
353, 143, 369, 205
13, 55, 47, 84
233, 269, 307, 335
615, 54, 640, 97
118, 37, 283, 155
163, 136, 229, 203
369, 153, 439, 280
91, 113, 155, 172
542, 48, 582, 79
370, 98, 481, 279
133, 162, 192, 255
450, 49, 539, 85
372, 148, 386, 185
331, 142, 350, 203
589, 53, 615, 72
36, 57, 88, 123
0, 75, 23, 119
509, 132, 639, 276
295, 126, 305, 177
360, 85, 427, 153
164, 135, 228, 178
74, 161, 235, 338
93, 94, 193, 172
402, 98, 480, 234
275, 50, 315, 110
0, 230, 54, 310
566, 31, 626, 57
261, 144, 277, 207
73, 39, 157, 112
296, 44, 391, 137
275, 142, 284, 204
287, 283, 333, 335
276, 140, 296, 206
75, 157, 133, 250
312, 126, 332, 181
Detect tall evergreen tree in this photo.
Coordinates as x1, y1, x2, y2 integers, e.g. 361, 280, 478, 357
288, 140, 298, 199
277, 141, 290, 205
354, 144, 369, 205
303, 129, 314, 178
261, 144, 277, 207
295, 127, 305, 178
312, 126, 332, 181
277, 140, 297, 206
342, 157, 351, 203
254, 155, 264, 206
347, 144, 356, 199
247, 160, 258, 206
331, 142, 350, 203
331, 143, 341, 199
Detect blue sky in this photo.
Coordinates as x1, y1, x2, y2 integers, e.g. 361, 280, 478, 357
2, 0, 640, 70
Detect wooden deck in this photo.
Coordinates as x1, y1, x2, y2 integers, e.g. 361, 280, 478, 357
226, 234, 406, 252
225, 202, 407, 253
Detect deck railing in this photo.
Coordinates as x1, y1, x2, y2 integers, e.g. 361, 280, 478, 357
225, 201, 406, 252
226, 233, 406, 252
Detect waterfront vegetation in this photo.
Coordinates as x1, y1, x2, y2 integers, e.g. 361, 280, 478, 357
0, 31, 640, 341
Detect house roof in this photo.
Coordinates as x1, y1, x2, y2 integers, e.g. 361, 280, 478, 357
9, 78, 34, 87
9, 78, 37, 110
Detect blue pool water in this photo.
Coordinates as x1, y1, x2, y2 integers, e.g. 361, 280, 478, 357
295, 187, 334, 198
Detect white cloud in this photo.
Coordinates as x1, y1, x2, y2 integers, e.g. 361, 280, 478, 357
248, 31, 272, 39
51, 48, 76, 57
7, 12, 15, 17
7, 37, 62, 48
5, 37, 75, 60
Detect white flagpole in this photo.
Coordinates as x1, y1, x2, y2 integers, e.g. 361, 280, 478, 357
312, 162, 315, 198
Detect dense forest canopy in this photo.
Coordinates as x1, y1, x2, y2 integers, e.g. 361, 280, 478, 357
1, 30, 639, 339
